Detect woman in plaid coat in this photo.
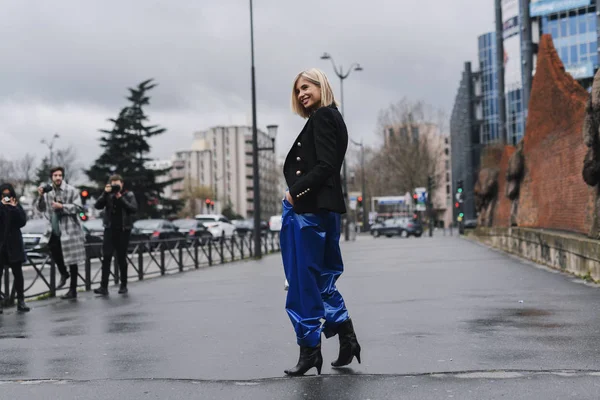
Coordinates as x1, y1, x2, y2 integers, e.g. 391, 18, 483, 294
36, 167, 86, 299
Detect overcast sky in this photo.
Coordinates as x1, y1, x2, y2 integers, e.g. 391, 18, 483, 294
0, 0, 495, 175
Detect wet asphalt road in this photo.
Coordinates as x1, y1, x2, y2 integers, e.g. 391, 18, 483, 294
3, 234, 600, 399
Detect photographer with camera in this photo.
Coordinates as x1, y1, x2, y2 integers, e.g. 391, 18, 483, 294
36, 166, 86, 300
0, 183, 30, 313
93, 175, 137, 295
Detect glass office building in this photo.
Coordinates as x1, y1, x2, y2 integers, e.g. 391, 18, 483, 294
533, 1, 598, 88
478, 32, 501, 144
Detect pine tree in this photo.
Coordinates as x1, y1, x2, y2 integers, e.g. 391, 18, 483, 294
35, 157, 52, 186
86, 79, 182, 219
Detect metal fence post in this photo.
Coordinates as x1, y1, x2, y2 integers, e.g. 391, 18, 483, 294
194, 241, 199, 269
208, 240, 213, 266
240, 236, 245, 259
138, 248, 144, 280
220, 237, 224, 264
85, 256, 92, 291
113, 258, 119, 285
178, 241, 184, 272
49, 257, 56, 298
160, 245, 166, 275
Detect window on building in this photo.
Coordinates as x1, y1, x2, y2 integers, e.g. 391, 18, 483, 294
411, 127, 419, 142
571, 45, 578, 63
560, 18, 567, 36
400, 127, 408, 138
446, 185, 450, 195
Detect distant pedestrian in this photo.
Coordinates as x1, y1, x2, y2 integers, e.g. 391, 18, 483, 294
93, 174, 137, 295
36, 166, 86, 299
280, 68, 361, 376
0, 183, 30, 312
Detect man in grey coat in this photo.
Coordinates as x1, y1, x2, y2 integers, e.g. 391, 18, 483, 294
36, 166, 86, 299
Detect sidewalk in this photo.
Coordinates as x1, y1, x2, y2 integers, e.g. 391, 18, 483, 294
3, 235, 600, 399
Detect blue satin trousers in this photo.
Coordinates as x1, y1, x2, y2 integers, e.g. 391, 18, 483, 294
280, 199, 349, 348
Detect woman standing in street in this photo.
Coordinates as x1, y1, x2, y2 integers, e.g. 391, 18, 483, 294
280, 68, 361, 376
0, 183, 30, 313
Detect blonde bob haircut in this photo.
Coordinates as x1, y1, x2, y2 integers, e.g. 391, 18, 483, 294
291, 68, 339, 119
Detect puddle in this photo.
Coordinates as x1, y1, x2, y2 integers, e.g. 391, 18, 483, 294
467, 308, 565, 333
107, 321, 149, 334
51, 325, 87, 337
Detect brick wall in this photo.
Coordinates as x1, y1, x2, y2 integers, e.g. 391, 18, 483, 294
516, 35, 593, 234
494, 146, 516, 228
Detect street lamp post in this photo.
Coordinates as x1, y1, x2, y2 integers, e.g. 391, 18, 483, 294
320, 52, 363, 241
350, 138, 368, 231
249, 0, 277, 259
41, 133, 60, 166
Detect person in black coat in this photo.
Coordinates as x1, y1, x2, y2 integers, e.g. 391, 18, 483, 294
93, 174, 138, 295
0, 183, 30, 313
280, 68, 360, 376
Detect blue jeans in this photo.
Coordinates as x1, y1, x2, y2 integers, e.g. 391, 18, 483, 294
280, 199, 349, 347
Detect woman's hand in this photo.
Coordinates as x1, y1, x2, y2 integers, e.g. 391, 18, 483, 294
285, 191, 294, 205
1, 197, 16, 207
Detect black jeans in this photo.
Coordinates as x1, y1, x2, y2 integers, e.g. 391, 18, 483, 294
101, 228, 131, 288
0, 263, 25, 300
49, 234, 69, 278
48, 234, 78, 292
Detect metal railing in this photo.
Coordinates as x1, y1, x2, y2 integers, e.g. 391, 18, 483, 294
1, 233, 281, 306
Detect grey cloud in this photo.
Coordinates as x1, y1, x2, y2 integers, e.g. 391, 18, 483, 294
0, 0, 494, 171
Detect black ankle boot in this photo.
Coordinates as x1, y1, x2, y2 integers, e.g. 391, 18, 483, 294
331, 318, 361, 367
57, 274, 69, 290
17, 299, 30, 312
61, 290, 77, 300
284, 344, 323, 376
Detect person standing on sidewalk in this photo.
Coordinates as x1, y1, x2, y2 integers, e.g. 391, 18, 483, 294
93, 175, 137, 295
0, 183, 30, 313
280, 68, 361, 376
36, 166, 86, 299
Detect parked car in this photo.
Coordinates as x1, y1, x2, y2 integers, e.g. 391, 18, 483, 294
132, 219, 186, 249
463, 219, 478, 229
194, 214, 236, 240
22, 218, 103, 260
269, 215, 282, 233
172, 218, 213, 245
232, 219, 268, 236
371, 218, 423, 238
83, 218, 148, 254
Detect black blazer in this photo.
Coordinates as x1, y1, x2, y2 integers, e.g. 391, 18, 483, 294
0, 203, 27, 265
284, 104, 348, 214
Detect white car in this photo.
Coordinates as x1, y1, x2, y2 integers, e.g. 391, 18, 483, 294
269, 215, 282, 232
195, 214, 236, 240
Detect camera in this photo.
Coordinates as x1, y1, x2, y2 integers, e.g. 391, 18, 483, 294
111, 184, 121, 193
42, 184, 52, 194
3, 197, 10, 203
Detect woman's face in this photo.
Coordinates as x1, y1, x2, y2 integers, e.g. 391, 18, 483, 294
1, 189, 10, 199
295, 77, 321, 111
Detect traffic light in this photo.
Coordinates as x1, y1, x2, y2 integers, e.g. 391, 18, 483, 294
210, 201, 215, 211
357, 196, 363, 208
79, 212, 88, 221
80, 189, 89, 206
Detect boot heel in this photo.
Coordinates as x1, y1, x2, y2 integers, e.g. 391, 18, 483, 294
356, 350, 361, 364
316, 358, 323, 375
